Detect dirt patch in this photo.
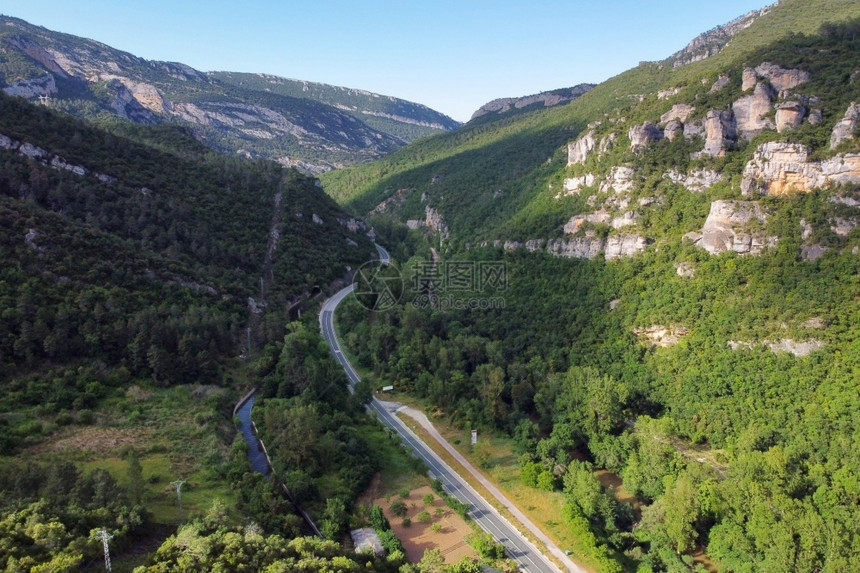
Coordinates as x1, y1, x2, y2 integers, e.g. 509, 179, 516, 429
595, 469, 641, 518
374, 485, 478, 565
357, 473, 384, 507
28, 426, 155, 455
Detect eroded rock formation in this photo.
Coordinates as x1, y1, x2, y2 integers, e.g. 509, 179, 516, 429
830, 102, 859, 149
741, 142, 860, 195
684, 200, 777, 255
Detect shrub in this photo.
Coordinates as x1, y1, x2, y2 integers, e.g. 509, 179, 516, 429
389, 500, 407, 518
369, 505, 390, 531
431, 478, 445, 495
417, 510, 431, 523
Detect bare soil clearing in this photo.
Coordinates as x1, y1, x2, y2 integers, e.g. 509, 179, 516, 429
374, 485, 478, 565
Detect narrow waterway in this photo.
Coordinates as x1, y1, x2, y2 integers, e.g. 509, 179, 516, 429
235, 395, 271, 475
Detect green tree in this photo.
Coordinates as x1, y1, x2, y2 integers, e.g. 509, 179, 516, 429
126, 448, 144, 505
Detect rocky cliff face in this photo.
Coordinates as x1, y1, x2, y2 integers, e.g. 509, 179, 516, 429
831, 102, 860, 149
684, 200, 778, 255
741, 142, 860, 195
471, 84, 594, 121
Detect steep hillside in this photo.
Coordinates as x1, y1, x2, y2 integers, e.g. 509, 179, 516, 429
322, 0, 860, 245
326, 1, 860, 571
211, 72, 461, 141
0, 16, 458, 173
0, 90, 374, 417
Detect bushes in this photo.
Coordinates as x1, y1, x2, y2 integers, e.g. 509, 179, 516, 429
389, 500, 407, 518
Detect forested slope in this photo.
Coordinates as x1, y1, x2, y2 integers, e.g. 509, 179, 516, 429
328, 1, 860, 570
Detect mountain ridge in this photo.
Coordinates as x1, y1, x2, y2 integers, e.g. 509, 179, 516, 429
0, 15, 459, 173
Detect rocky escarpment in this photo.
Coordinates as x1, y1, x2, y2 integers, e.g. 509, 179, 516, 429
481, 234, 651, 261
406, 205, 450, 243
728, 338, 826, 357
664, 169, 723, 193
567, 126, 616, 166
685, 62, 813, 157
741, 142, 860, 195
0, 131, 116, 184
662, 4, 775, 68
471, 84, 594, 121
831, 102, 860, 149
684, 200, 778, 255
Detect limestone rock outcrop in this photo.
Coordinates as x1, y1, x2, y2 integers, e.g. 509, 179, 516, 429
471, 84, 595, 120
675, 262, 696, 277
830, 102, 859, 149
695, 110, 737, 157
564, 210, 638, 234
664, 120, 683, 141
710, 75, 731, 93
424, 206, 450, 241
664, 6, 770, 68
741, 142, 860, 195
2, 73, 57, 98
775, 101, 806, 133
604, 234, 651, 259
732, 83, 775, 139
754, 62, 810, 93
660, 104, 696, 125
561, 173, 596, 195
547, 233, 650, 260
684, 200, 777, 255
664, 169, 723, 192
599, 166, 637, 194
568, 130, 596, 165
564, 211, 611, 234
628, 122, 663, 151
658, 87, 682, 100
742, 68, 758, 91
634, 325, 690, 348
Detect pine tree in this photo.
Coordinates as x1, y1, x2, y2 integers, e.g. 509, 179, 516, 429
126, 449, 144, 505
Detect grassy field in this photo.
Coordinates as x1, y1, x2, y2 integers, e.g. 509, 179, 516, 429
12, 380, 246, 571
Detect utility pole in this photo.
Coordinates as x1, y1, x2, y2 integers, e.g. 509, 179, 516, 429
171, 479, 186, 522
97, 528, 113, 573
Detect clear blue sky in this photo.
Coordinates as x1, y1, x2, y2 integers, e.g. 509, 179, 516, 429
3, 1, 771, 122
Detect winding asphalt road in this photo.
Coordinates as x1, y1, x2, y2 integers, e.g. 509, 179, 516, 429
319, 245, 566, 573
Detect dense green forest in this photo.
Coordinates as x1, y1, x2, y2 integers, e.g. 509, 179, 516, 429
0, 90, 387, 570
327, 8, 860, 572
338, 232, 860, 570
